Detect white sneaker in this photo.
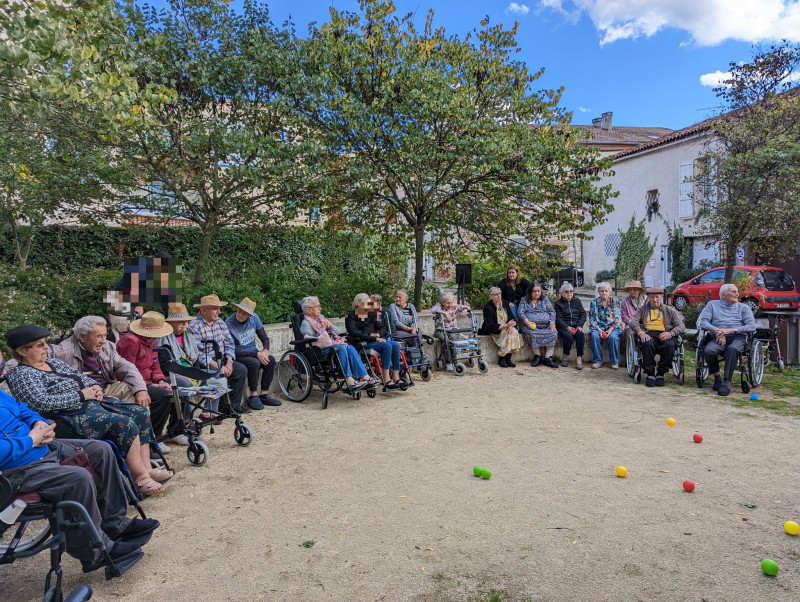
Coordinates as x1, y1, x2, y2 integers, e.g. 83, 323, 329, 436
167, 435, 190, 446
446, 363, 454, 371
158, 442, 171, 454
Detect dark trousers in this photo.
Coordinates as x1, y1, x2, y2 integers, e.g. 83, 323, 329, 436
3, 439, 131, 563
237, 355, 276, 395
704, 333, 746, 381
640, 331, 677, 376
558, 328, 585, 357
147, 385, 173, 438
225, 359, 248, 405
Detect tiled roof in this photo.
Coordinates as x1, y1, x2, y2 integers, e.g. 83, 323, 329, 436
612, 117, 717, 159
573, 125, 674, 146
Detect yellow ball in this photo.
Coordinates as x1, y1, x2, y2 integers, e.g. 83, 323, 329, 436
616, 466, 628, 478
666, 417, 676, 427
785, 521, 799, 536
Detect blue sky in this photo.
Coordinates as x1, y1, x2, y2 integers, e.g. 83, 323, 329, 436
145, 0, 800, 131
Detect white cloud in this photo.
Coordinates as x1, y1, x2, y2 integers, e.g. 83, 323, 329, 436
699, 70, 730, 87
506, 3, 531, 16
577, 106, 591, 112
540, 0, 800, 46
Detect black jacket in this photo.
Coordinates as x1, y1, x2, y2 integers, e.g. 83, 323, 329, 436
497, 278, 530, 306
479, 300, 512, 335
345, 311, 388, 343
554, 297, 587, 330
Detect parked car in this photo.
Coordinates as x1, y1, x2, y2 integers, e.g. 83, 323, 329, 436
671, 265, 800, 313
551, 265, 585, 288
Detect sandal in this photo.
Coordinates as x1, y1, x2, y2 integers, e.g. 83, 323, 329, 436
149, 468, 174, 483
136, 477, 165, 496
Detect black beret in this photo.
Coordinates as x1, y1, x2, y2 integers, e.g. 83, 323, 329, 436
6, 324, 52, 349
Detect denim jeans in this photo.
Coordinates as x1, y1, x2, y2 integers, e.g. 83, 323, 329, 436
590, 329, 621, 365
366, 340, 401, 371
323, 344, 367, 379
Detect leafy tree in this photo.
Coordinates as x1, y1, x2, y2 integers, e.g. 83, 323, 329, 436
697, 42, 800, 282
298, 0, 615, 307
116, 0, 325, 284
614, 215, 655, 286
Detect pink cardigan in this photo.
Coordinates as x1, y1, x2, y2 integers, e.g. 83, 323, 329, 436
116, 332, 167, 385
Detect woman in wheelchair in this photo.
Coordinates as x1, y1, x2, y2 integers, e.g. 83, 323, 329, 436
346, 294, 405, 390
5, 325, 166, 496
0, 386, 159, 576
629, 287, 685, 387
300, 297, 378, 391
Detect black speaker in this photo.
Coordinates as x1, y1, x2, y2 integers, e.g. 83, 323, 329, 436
455, 264, 473, 286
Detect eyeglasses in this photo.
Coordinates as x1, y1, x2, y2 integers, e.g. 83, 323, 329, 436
21, 341, 48, 351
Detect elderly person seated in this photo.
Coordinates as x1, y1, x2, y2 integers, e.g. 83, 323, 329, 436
0, 364, 160, 574
346, 294, 405, 389
430, 292, 470, 371
4, 325, 167, 496
479, 287, 522, 368
188, 294, 249, 414
619, 280, 645, 350
589, 282, 623, 369
554, 282, 587, 369
517, 283, 558, 368
497, 265, 531, 320
629, 287, 686, 387
225, 297, 282, 410
697, 283, 756, 396
387, 289, 419, 338
116, 312, 177, 444
300, 296, 376, 390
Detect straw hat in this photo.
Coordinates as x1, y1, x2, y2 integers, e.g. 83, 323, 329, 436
621, 280, 644, 292
165, 303, 196, 323
193, 294, 228, 308
233, 297, 257, 317
129, 311, 174, 338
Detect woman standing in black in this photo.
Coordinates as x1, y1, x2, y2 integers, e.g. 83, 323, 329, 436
497, 265, 530, 320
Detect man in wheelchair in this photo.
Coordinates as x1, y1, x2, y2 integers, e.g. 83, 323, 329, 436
1, 377, 159, 575
630, 287, 685, 387
697, 283, 757, 396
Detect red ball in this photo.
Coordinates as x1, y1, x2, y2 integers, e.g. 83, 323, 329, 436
693, 433, 703, 443
683, 480, 696, 492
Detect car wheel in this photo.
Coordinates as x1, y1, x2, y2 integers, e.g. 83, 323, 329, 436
742, 297, 760, 314
673, 294, 689, 311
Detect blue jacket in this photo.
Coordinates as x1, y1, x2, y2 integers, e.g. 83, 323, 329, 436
0, 389, 49, 470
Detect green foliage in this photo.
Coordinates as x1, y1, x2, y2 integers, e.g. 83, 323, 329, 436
461, 261, 508, 309
595, 269, 616, 283
615, 215, 655, 286
680, 303, 704, 329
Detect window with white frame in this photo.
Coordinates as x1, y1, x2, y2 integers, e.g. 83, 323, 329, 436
678, 161, 693, 218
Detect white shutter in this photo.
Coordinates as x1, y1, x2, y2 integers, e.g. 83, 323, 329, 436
678, 161, 693, 218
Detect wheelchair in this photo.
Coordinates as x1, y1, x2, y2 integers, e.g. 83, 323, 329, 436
695, 329, 763, 393
1, 474, 134, 602
155, 340, 254, 468
277, 301, 378, 409
626, 331, 685, 385
353, 338, 414, 392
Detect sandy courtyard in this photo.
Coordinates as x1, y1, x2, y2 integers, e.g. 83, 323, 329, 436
4, 365, 800, 601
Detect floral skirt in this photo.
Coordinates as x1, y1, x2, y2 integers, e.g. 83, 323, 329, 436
61, 398, 153, 454
518, 323, 558, 348
492, 326, 523, 356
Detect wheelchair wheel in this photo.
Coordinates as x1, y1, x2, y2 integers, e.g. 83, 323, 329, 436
278, 351, 312, 402
741, 379, 751, 394
435, 359, 444, 371
625, 332, 638, 377
672, 344, 685, 385
186, 440, 209, 466
635, 370, 642, 384
0, 517, 51, 556
466, 358, 475, 368
695, 350, 708, 388
234, 423, 253, 447
366, 388, 377, 398
776, 358, 785, 373
420, 368, 432, 381
749, 340, 765, 386
477, 359, 489, 373
454, 362, 467, 376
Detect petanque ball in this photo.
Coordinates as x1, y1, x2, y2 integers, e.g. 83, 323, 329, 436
785, 521, 800, 536
481, 468, 492, 479
666, 417, 676, 427
761, 558, 779, 576
693, 433, 703, 443
683, 479, 695, 492
616, 466, 628, 478
473, 465, 483, 477
750, 393, 759, 401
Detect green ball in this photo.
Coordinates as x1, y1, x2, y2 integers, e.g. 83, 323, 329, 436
761, 558, 779, 576
481, 468, 492, 480
473, 465, 483, 477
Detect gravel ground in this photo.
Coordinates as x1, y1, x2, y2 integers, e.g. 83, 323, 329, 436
4, 364, 800, 601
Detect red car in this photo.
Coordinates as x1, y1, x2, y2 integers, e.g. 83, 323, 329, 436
671, 265, 800, 313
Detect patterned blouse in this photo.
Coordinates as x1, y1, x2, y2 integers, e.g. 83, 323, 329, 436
430, 303, 469, 330
6, 358, 96, 415
589, 297, 623, 332
517, 297, 556, 327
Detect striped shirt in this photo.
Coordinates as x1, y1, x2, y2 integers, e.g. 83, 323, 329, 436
80, 347, 109, 387
187, 316, 236, 361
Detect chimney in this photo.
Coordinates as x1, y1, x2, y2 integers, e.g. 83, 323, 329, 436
601, 111, 612, 131
592, 117, 601, 128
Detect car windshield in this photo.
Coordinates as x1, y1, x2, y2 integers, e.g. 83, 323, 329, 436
761, 270, 795, 292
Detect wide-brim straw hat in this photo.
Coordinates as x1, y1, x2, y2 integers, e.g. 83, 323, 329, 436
129, 311, 174, 338
193, 294, 228, 308
165, 303, 196, 323
645, 286, 666, 295
233, 297, 257, 317
621, 280, 644, 292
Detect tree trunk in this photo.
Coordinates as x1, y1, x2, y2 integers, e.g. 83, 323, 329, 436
10, 221, 32, 269
723, 241, 738, 283
413, 225, 426, 310
194, 223, 217, 285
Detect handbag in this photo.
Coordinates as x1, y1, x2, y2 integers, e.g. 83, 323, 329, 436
57, 441, 98, 481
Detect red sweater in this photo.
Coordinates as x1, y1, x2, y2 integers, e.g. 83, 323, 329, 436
116, 332, 167, 385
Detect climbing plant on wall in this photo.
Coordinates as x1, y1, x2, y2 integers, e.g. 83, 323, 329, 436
615, 215, 655, 286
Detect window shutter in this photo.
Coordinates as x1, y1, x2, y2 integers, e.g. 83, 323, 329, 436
679, 161, 693, 218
